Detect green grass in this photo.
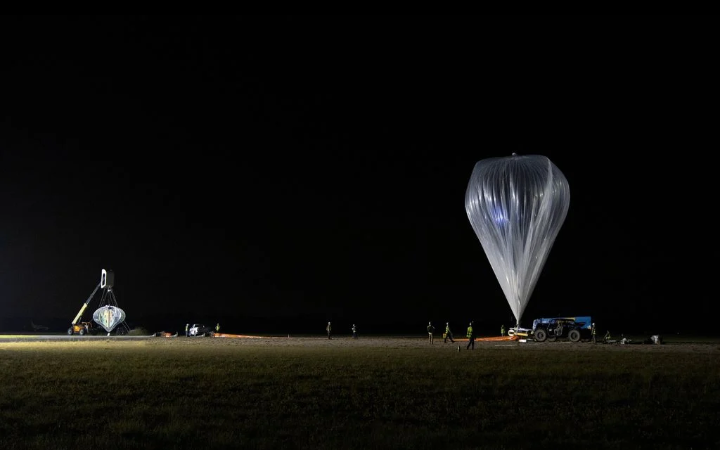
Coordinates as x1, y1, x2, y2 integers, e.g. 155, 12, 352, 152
0, 339, 718, 449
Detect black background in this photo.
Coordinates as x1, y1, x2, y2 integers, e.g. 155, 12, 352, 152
0, 16, 716, 336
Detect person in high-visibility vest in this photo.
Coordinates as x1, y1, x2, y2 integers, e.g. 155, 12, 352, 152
501, 324, 505, 336
466, 322, 475, 350
444, 322, 455, 343
185, 323, 189, 337
591, 323, 597, 343
215, 323, 220, 334
352, 324, 358, 339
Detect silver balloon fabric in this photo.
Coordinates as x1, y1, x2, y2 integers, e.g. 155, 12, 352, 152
93, 305, 126, 332
465, 154, 570, 327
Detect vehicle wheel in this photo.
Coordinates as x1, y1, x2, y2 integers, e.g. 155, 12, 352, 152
547, 336, 557, 342
535, 329, 547, 342
568, 329, 581, 342
79, 328, 86, 336
67, 328, 74, 335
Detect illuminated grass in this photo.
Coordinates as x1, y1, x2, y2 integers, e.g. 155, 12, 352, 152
0, 338, 718, 449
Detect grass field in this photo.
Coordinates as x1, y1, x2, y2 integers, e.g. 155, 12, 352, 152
1, 336, 719, 449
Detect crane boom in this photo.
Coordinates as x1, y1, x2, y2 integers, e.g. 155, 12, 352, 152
72, 282, 101, 326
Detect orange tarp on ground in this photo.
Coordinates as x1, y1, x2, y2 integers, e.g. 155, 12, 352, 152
477, 336, 519, 342
453, 336, 519, 342
155, 332, 177, 337
210, 334, 520, 340
213, 333, 264, 338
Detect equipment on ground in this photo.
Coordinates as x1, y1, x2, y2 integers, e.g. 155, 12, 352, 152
68, 269, 130, 336
188, 324, 214, 337
508, 316, 592, 343
507, 326, 533, 338
69, 282, 101, 335
531, 316, 592, 342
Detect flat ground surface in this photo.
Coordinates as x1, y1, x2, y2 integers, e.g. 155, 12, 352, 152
2, 334, 719, 450
167, 336, 720, 353
2, 333, 719, 353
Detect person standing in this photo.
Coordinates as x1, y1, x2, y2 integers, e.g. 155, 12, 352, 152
185, 323, 189, 337
352, 324, 358, 339
466, 322, 475, 350
592, 323, 597, 343
326, 322, 332, 339
215, 323, 220, 334
427, 322, 435, 344
501, 324, 505, 337
444, 322, 455, 343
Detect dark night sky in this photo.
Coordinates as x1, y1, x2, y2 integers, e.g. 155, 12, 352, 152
0, 15, 716, 335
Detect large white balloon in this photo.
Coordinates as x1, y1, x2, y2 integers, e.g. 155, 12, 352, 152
465, 154, 570, 328
93, 305, 126, 332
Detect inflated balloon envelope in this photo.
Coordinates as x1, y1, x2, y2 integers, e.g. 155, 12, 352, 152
465, 153, 570, 329
93, 305, 126, 332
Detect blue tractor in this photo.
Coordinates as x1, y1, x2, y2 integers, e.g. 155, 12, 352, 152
531, 316, 593, 342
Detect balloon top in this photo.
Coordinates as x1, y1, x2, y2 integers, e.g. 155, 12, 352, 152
511, 152, 518, 156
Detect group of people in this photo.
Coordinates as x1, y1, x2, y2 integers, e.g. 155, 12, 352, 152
427, 321, 478, 350
325, 322, 358, 340
185, 321, 605, 345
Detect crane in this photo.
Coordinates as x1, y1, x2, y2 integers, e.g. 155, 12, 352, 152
68, 281, 101, 335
